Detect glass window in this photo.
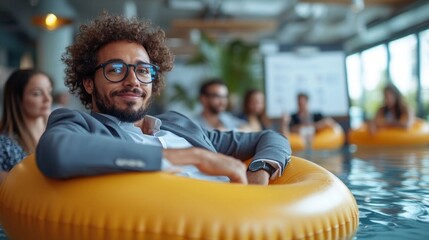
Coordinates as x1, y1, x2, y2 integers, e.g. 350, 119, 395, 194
346, 53, 364, 128
388, 35, 418, 112
361, 44, 388, 119
420, 29, 429, 119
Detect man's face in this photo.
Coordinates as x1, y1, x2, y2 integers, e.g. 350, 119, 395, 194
384, 90, 396, 108
83, 40, 153, 122
298, 95, 308, 111
201, 84, 229, 114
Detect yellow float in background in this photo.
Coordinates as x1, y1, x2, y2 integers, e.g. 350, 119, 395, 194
0, 155, 359, 240
289, 124, 346, 152
348, 118, 429, 147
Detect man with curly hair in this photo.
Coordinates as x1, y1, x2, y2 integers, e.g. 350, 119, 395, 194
36, 13, 291, 185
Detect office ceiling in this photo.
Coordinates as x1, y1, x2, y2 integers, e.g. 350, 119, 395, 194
0, 0, 427, 58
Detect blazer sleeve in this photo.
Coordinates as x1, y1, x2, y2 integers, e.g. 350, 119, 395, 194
157, 111, 292, 174
205, 128, 292, 174
36, 109, 163, 179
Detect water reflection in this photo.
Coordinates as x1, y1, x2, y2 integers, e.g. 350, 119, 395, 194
296, 147, 429, 240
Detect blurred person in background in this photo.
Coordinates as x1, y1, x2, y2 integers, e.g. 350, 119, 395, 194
239, 89, 290, 136
0, 69, 52, 181
289, 92, 335, 134
194, 79, 248, 131
369, 84, 414, 134
289, 92, 336, 148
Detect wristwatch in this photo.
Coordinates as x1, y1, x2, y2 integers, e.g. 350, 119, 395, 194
248, 161, 276, 177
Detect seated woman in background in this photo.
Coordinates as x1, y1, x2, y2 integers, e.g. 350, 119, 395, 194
239, 89, 290, 135
240, 89, 270, 131
0, 69, 52, 180
289, 92, 335, 134
369, 84, 414, 134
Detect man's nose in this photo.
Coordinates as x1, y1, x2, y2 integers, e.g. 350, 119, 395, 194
122, 67, 140, 86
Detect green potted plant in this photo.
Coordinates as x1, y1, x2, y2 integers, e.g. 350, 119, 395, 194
170, 32, 263, 111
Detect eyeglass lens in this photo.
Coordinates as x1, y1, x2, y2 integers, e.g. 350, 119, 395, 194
104, 62, 156, 83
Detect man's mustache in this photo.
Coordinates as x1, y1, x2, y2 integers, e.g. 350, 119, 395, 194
111, 88, 146, 98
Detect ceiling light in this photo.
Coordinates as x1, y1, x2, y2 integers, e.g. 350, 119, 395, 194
31, 0, 75, 31
32, 13, 72, 31
45, 13, 57, 26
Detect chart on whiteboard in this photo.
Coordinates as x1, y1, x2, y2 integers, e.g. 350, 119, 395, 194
264, 51, 349, 118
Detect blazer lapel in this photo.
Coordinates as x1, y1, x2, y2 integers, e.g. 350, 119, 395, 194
157, 112, 216, 152
90, 112, 134, 141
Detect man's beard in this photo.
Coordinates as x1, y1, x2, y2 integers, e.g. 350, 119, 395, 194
207, 103, 224, 115
93, 86, 151, 122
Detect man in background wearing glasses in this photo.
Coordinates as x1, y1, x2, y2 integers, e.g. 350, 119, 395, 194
194, 79, 248, 131
36, 13, 291, 185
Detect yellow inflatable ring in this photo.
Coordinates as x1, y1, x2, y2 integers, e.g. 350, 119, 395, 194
348, 118, 429, 147
289, 125, 345, 152
0, 154, 358, 240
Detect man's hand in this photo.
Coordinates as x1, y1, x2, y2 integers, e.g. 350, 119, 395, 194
163, 148, 248, 184
246, 170, 270, 185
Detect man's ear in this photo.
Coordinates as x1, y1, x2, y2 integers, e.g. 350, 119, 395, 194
83, 78, 94, 94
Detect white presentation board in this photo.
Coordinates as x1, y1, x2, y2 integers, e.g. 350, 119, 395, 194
264, 51, 349, 118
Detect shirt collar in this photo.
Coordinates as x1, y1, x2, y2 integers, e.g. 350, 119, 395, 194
98, 113, 162, 135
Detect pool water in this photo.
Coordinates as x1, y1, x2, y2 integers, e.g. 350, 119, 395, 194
299, 147, 429, 240
1, 147, 428, 239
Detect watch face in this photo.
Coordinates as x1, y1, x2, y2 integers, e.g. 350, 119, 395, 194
249, 161, 264, 171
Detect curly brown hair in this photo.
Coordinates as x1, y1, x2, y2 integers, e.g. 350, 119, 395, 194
62, 12, 174, 109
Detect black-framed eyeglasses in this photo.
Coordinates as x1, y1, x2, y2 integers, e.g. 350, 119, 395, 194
204, 93, 228, 99
95, 60, 160, 84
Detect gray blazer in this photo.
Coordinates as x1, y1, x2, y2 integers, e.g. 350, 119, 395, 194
36, 108, 291, 179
